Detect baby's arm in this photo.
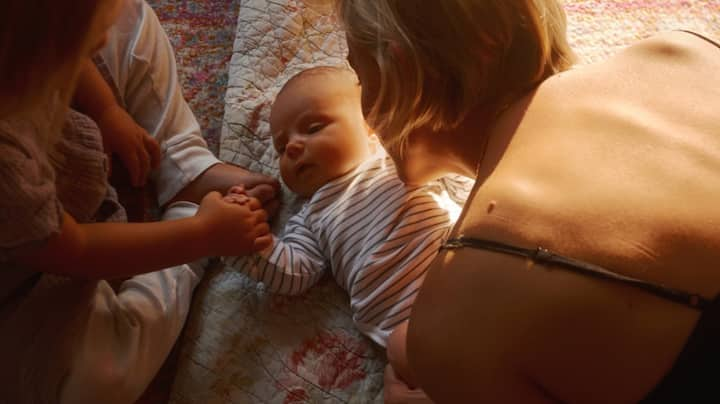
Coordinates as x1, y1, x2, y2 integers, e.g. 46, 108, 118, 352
73, 58, 161, 187
224, 192, 326, 295
12, 192, 270, 280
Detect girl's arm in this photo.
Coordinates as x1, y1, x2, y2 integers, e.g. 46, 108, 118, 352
13, 192, 271, 280
73, 58, 117, 121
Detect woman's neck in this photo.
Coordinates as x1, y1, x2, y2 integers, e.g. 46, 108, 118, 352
436, 106, 496, 178
440, 96, 530, 181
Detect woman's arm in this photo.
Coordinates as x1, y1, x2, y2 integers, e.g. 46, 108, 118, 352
12, 192, 270, 280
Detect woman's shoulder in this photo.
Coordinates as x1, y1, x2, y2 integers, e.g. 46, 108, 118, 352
599, 31, 718, 77
626, 30, 720, 57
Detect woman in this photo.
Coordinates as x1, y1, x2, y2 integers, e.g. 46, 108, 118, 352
337, 0, 720, 402
0, 0, 277, 402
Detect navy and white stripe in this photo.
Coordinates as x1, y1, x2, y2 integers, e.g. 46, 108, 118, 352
227, 153, 467, 347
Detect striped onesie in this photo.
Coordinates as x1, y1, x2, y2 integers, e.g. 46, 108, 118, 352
227, 153, 466, 346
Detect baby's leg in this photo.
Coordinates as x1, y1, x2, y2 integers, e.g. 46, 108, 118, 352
385, 322, 435, 403
97, 0, 277, 207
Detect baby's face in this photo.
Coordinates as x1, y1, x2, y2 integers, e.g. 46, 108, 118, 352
270, 71, 374, 197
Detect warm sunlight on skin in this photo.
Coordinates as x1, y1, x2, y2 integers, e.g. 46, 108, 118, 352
429, 189, 463, 223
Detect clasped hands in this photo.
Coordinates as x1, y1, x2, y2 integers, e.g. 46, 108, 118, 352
96, 102, 276, 257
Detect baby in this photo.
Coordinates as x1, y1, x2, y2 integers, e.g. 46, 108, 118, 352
224, 65, 468, 384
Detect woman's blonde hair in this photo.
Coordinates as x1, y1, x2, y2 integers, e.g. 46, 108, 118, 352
337, 0, 576, 152
0, 0, 103, 138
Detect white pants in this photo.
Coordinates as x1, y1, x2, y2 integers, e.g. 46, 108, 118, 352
0, 0, 215, 402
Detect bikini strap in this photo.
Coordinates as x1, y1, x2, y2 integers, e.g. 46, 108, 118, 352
442, 236, 710, 311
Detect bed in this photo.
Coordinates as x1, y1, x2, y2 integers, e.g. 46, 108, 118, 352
169, 1, 720, 403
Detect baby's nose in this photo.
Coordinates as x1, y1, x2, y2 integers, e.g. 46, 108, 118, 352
285, 141, 303, 159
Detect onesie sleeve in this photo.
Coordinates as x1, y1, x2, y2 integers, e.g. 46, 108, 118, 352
224, 209, 327, 295
0, 122, 63, 254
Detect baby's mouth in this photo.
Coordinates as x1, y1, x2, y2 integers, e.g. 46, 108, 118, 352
296, 163, 311, 176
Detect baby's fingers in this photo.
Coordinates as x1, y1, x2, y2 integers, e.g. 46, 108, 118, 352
227, 185, 246, 196
224, 193, 250, 205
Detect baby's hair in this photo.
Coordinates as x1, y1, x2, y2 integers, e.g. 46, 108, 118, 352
276, 65, 358, 101
337, 0, 576, 154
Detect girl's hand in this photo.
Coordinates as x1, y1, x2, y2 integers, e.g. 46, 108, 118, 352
97, 104, 162, 187
196, 191, 272, 256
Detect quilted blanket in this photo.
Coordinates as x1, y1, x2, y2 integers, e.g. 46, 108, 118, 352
170, 1, 720, 403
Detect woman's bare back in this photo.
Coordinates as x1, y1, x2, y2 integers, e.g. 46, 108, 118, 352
409, 31, 720, 403
469, 30, 720, 292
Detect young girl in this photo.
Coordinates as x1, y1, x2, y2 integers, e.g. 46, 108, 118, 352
338, 0, 720, 403
0, 0, 276, 402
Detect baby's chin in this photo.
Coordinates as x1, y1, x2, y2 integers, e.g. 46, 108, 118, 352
283, 179, 318, 199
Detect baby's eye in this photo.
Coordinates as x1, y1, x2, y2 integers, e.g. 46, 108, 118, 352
307, 122, 326, 134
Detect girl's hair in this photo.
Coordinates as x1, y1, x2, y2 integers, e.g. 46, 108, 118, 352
337, 0, 576, 153
0, 0, 103, 133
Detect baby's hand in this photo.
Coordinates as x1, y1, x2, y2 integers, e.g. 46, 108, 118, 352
97, 104, 161, 187
226, 185, 248, 197
223, 185, 251, 205
196, 191, 272, 256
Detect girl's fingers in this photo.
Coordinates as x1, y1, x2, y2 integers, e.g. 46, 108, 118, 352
255, 221, 270, 236
246, 197, 263, 211
246, 183, 276, 204
253, 234, 273, 251
253, 208, 268, 224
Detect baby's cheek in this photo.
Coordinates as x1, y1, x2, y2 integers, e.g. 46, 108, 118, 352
278, 162, 294, 186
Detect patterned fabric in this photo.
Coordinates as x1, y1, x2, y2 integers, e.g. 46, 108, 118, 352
167, 1, 720, 403
146, 0, 241, 155
565, 0, 720, 64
